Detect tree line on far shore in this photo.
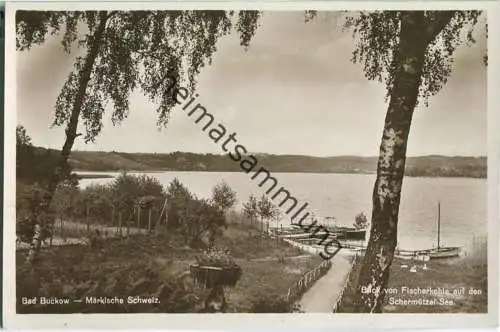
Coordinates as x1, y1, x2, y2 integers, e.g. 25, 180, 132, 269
21, 141, 487, 179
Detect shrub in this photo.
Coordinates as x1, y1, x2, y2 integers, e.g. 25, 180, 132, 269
354, 212, 368, 229
16, 183, 55, 244
195, 247, 236, 267
53, 173, 166, 227
111, 172, 165, 220
17, 258, 202, 313
72, 183, 114, 224
166, 178, 192, 229
242, 195, 258, 225
211, 181, 237, 213
168, 186, 226, 247
257, 195, 281, 226
249, 296, 290, 313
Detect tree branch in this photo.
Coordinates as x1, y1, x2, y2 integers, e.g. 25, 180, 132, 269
425, 11, 456, 43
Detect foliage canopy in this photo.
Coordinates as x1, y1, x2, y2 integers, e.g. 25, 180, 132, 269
16, 10, 261, 142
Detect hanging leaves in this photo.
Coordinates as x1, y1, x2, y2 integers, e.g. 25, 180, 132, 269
16, 10, 262, 142
339, 10, 484, 106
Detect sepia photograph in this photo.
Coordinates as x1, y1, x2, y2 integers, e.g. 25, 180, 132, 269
3, 1, 498, 329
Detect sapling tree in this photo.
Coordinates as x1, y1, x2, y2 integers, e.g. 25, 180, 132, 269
211, 181, 237, 214
16, 10, 261, 265
242, 194, 259, 225
257, 195, 281, 234
180, 198, 226, 248
52, 176, 79, 238
165, 178, 193, 229
16, 125, 31, 146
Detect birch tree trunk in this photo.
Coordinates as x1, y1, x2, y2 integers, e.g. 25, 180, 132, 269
25, 11, 109, 266
353, 12, 430, 312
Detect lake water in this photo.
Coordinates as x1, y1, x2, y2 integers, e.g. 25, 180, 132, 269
78, 171, 487, 254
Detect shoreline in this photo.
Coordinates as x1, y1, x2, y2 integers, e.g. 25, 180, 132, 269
74, 169, 487, 180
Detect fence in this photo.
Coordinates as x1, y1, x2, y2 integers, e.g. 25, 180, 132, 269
332, 251, 360, 313
54, 198, 170, 236
286, 260, 333, 310
16, 204, 158, 251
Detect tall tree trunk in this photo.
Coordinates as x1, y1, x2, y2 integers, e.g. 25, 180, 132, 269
353, 12, 430, 313
25, 11, 109, 266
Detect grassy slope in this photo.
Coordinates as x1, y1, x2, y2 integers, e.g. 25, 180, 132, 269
16, 222, 322, 313
218, 224, 322, 312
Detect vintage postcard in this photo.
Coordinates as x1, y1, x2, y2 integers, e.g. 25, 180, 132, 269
3, 0, 499, 329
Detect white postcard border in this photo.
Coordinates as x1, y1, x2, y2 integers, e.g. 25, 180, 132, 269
3, 1, 499, 329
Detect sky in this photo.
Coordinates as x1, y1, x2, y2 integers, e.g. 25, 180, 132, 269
16, 11, 487, 157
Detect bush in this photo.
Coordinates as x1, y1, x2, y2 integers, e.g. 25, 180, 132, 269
166, 178, 192, 229
16, 183, 55, 244
110, 172, 165, 222
211, 181, 237, 212
51, 172, 166, 228
249, 296, 290, 313
17, 258, 202, 313
72, 183, 114, 224
354, 212, 368, 229
195, 247, 236, 267
165, 179, 227, 246
181, 198, 226, 247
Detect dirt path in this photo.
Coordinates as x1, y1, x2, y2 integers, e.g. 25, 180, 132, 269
299, 251, 353, 313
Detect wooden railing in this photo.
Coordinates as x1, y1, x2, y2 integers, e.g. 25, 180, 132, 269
332, 251, 360, 313
286, 260, 332, 310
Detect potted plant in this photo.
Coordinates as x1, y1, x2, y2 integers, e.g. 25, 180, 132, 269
190, 247, 242, 312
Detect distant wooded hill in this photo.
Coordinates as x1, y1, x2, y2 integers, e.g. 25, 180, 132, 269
47, 149, 488, 178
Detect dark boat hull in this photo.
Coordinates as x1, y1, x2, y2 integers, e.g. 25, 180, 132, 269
420, 247, 461, 259
344, 230, 366, 240
395, 247, 461, 260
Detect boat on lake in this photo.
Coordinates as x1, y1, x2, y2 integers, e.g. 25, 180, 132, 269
414, 202, 461, 259
424, 201, 461, 259
273, 217, 367, 241
291, 202, 459, 260
395, 201, 461, 260
333, 227, 366, 240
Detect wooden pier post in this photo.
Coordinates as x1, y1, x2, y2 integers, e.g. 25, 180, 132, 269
148, 208, 152, 233
86, 202, 90, 233
136, 206, 141, 230
60, 215, 64, 239
111, 205, 115, 232
119, 212, 123, 237
165, 200, 169, 227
